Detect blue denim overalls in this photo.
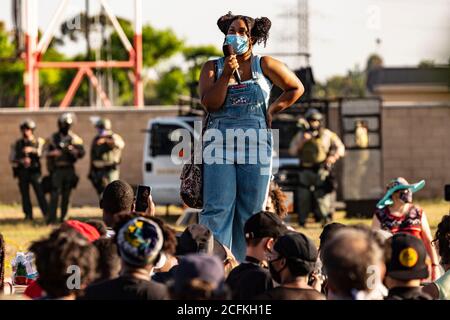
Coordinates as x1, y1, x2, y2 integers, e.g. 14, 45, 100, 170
200, 55, 273, 261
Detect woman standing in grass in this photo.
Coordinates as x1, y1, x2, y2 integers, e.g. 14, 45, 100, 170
371, 177, 441, 280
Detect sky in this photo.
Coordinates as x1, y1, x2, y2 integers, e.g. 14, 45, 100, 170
1, 0, 449, 82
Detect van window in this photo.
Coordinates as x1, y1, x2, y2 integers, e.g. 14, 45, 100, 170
149, 124, 190, 157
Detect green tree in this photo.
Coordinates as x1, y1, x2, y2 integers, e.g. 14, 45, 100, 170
0, 22, 24, 107
182, 45, 221, 100
418, 60, 436, 68
59, 14, 184, 106
154, 67, 189, 105
366, 53, 383, 72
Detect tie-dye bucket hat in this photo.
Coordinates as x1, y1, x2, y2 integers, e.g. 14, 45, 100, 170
116, 217, 163, 267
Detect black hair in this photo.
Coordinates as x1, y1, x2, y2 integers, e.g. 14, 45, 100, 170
245, 237, 264, 247
92, 238, 120, 282
217, 12, 272, 47
0, 233, 5, 291
285, 258, 313, 277
29, 228, 98, 298
434, 213, 450, 265
86, 219, 108, 237
319, 222, 346, 251
100, 180, 134, 214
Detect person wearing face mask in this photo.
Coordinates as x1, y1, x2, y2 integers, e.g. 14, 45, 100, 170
288, 108, 345, 228
44, 113, 85, 224
257, 231, 325, 300
89, 118, 125, 196
198, 12, 304, 262
10, 119, 48, 220
372, 177, 441, 281
226, 211, 287, 300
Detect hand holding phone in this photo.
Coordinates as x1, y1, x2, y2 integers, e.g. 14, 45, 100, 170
135, 185, 152, 213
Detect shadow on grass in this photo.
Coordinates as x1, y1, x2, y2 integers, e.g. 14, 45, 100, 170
0, 214, 182, 227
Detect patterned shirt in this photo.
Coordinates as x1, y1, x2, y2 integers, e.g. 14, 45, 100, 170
374, 205, 423, 238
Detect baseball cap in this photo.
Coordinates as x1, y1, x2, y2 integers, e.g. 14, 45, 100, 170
273, 232, 318, 269
176, 224, 227, 262
386, 233, 429, 280
244, 211, 287, 240
172, 253, 225, 294
64, 220, 101, 243
116, 217, 163, 267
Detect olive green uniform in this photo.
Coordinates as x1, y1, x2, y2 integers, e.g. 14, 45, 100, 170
44, 131, 85, 223
10, 136, 48, 219
89, 131, 125, 195
289, 128, 345, 225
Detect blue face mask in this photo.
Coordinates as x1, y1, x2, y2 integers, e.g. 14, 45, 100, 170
224, 34, 249, 55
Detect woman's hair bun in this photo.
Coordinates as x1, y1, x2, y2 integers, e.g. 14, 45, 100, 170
252, 17, 272, 47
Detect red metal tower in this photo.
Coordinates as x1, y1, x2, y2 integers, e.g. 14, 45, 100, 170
22, 0, 143, 109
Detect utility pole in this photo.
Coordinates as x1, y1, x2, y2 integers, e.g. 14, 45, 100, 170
274, 0, 310, 68
85, 0, 94, 106
297, 0, 310, 66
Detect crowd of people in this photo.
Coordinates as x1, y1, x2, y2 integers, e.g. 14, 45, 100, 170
1, 11, 449, 302
0, 179, 449, 300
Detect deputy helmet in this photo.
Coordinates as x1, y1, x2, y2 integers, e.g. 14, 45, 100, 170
95, 118, 112, 131
20, 119, 36, 131
58, 113, 75, 129
305, 108, 323, 122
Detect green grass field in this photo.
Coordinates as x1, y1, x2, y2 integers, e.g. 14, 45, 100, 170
1, 200, 449, 278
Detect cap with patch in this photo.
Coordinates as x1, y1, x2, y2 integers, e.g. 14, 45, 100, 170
244, 211, 287, 240
386, 233, 429, 280
176, 224, 227, 262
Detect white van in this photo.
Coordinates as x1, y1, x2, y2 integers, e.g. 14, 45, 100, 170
143, 115, 202, 206
142, 114, 300, 210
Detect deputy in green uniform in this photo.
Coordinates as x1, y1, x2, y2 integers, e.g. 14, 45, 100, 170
44, 113, 85, 224
9, 119, 48, 220
88, 118, 125, 196
289, 108, 345, 227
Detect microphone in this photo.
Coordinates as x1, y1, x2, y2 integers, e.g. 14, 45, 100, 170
222, 44, 241, 84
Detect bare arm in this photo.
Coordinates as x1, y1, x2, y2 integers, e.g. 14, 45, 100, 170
199, 56, 238, 112
421, 212, 441, 280
371, 215, 381, 230
288, 132, 303, 156
261, 56, 304, 127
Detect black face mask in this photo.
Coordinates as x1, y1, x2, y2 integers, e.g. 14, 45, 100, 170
399, 189, 412, 203
59, 125, 70, 135
269, 258, 286, 284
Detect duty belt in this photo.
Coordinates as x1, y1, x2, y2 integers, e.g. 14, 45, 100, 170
92, 164, 117, 170
55, 161, 74, 168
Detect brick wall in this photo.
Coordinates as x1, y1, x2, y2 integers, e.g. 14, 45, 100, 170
382, 103, 450, 198
0, 107, 179, 206
0, 104, 449, 207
